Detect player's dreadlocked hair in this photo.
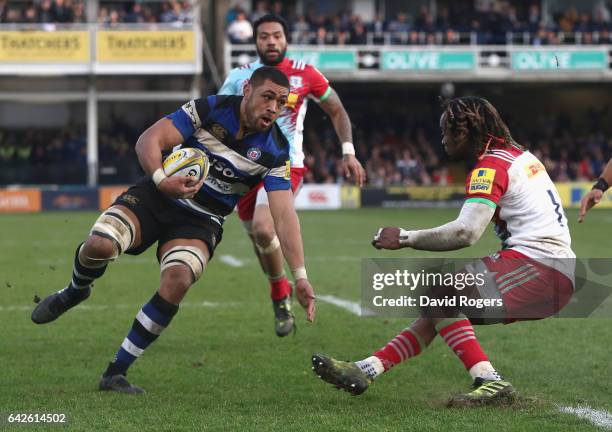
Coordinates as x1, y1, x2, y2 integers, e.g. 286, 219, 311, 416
441, 96, 522, 159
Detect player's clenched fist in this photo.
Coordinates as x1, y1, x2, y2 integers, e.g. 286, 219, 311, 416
372, 227, 405, 250
295, 278, 316, 322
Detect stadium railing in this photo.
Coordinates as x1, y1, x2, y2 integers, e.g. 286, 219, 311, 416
289, 30, 477, 45
506, 30, 612, 45
287, 30, 611, 46
225, 43, 612, 82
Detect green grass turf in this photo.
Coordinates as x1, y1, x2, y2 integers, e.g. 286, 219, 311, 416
1, 208, 611, 431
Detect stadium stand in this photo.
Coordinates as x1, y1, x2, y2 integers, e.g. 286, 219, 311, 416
0, 0, 193, 24
225, 0, 611, 45
302, 108, 612, 185
1, 100, 608, 186
0, 0, 610, 187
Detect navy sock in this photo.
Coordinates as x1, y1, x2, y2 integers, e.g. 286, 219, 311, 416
65, 243, 107, 299
104, 292, 179, 377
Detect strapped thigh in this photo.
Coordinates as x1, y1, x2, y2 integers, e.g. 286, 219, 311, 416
90, 206, 136, 258
160, 245, 207, 281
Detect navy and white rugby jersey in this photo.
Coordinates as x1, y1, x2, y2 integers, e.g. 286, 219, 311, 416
166, 94, 291, 224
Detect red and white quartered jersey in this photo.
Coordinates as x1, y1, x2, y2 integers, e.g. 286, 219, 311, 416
218, 57, 331, 168
464, 144, 575, 278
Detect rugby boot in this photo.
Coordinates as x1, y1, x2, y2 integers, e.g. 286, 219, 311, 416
447, 377, 517, 407
273, 288, 295, 337
311, 354, 372, 396
31, 286, 90, 324
99, 374, 145, 394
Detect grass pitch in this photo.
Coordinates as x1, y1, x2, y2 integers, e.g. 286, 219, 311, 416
1, 208, 611, 431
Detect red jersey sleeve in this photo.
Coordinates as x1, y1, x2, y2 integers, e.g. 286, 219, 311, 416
464, 158, 509, 206
306, 65, 331, 101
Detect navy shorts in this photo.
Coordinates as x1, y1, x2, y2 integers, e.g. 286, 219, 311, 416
112, 177, 223, 260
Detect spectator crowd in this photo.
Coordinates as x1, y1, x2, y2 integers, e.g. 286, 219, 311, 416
227, 0, 612, 45
302, 105, 612, 186
0, 120, 142, 185
1, 106, 610, 186
0, 0, 193, 25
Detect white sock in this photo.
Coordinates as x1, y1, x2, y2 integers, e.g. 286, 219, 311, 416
354, 356, 385, 380
469, 361, 502, 381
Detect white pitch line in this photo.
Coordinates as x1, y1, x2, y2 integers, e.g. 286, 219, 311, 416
218, 254, 246, 267
28, 255, 360, 267
560, 406, 612, 430
317, 294, 375, 316
0, 301, 237, 313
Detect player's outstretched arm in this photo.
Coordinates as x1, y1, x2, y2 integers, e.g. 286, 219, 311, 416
319, 88, 366, 186
372, 201, 495, 251
579, 158, 612, 222
267, 189, 316, 322
135, 118, 204, 199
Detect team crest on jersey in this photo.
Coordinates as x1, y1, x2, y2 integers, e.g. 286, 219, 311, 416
289, 76, 303, 89
209, 123, 228, 141
525, 161, 545, 178
468, 168, 496, 194
246, 147, 261, 161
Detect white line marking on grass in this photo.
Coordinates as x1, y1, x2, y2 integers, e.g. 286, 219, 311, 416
560, 406, 612, 430
0, 301, 236, 313
218, 255, 246, 267
35, 257, 157, 266
317, 295, 375, 316
31, 255, 359, 268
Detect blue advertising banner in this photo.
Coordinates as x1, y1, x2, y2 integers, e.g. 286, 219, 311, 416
42, 189, 99, 211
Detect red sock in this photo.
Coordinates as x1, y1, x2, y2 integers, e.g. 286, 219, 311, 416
373, 328, 423, 371
437, 318, 488, 371
270, 276, 291, 301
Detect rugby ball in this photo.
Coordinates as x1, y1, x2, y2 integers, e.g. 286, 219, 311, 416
162, 148, 209, 181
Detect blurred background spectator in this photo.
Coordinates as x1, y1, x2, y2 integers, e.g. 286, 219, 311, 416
224, 0, 611, 45
2, 101, 607, 186
0, 0, 194, 25
226, 11, 253, 43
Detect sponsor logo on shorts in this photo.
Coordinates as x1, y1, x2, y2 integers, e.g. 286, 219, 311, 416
468, 168, 496, 195
120, 194, 139, 206
284, 161, 291, 180
246, 147, 261, 161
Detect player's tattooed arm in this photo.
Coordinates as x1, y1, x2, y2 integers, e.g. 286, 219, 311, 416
135, 118, 203, 198
579, 158, 612, 222
319, 89, 353, 143
372, 202, 495, 251
319, 88, 366, 186
267, 189, 316, 322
